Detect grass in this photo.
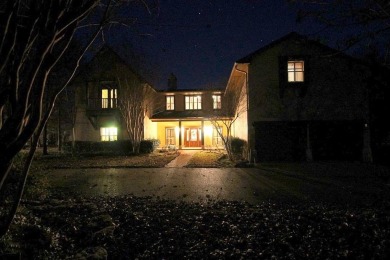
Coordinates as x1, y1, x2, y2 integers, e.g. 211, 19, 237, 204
185, 150, 234, 167
29, 149, 179, 169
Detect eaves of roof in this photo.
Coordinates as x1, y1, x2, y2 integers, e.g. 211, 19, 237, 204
236, 31, 367, 66
157, 88, 225, 93
150, 110, 232, 120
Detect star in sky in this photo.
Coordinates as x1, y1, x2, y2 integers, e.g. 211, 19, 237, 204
106, 0, 325, 90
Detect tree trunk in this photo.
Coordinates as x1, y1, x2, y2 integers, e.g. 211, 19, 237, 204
43, 124, 48, 155
0, 138, 38, 238
72, 127, 76, 156
362, 123, 373, 163
58, 107, 62, 152
306, 122, 313, 162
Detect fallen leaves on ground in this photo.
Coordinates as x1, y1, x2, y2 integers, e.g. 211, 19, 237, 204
30, 153, 178, 169
2, 195, 390, 259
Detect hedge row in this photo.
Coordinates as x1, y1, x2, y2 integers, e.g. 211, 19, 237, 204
63, 139, 160, 155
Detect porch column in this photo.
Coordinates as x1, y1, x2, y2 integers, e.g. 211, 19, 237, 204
362, 123, 373, 163
179, 120, 182, 149
201, 120, 204, 149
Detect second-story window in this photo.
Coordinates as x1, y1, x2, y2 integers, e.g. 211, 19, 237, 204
166, 96, 174, 110
287, 60, 304, 82
185, 95, 202, 110
101, 87, 117, 109
212, 94, 221, 109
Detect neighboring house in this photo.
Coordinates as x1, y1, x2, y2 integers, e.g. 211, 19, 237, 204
72, 47, 228, 149
228, 32, 388, 162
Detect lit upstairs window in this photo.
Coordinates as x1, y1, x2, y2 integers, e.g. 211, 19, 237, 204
100, 127, 117, 141
166, 96, 174, 110
288, 61, 304, 82
185, 95, 202, 110
212, 94, 221, 109
101, 88, 117, 108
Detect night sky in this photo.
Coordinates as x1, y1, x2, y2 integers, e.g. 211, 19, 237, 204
105, 0, 324, 90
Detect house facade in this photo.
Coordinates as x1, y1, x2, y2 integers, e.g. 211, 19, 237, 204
73, 33, 388, 161
73, 48, 229, 149
228, 32, 383, 162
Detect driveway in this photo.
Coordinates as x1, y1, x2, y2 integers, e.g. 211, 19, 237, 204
45, 167, 389, 206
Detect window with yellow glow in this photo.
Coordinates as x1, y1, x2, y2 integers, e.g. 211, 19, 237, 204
213, 127, 223, 146
166, 128, 175, 145
101, 88, 117, 108
212, 95, 221, 109
287, 61, 304, 82
100, 127, 118, 141
185, 95, 202, 110
166, 96, 174, 110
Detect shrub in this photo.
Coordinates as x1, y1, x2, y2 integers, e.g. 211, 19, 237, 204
230, 137, 247, 157
139, 139, 160, 154
63, 141, 133, 155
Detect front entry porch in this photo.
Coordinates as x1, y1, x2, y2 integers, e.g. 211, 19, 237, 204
184, 127, 202, 147
153, 120, 225, 150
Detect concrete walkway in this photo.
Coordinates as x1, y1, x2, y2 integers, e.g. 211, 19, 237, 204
165, 150, 198, 168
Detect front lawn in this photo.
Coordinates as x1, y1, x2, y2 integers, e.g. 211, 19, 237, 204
29, 150, 178, 169
186, 150, 234, 167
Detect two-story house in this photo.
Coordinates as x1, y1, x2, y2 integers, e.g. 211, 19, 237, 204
72, 48, 229, 150
72, 33, 388, 161
228, 32, 383, 162
150, 74, 227, 149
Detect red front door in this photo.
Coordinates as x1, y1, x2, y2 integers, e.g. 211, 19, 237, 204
184, 128, 201, 147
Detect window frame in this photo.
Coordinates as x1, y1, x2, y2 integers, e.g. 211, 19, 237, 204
101, 84, 117, 109
287, 60, 305, 83
185, 95, 202, 110
212, 126, 223, 146
100, 127, 118, 141
165, 127, 176, 145
212, 94, 222, 109
166, 95, 175, 110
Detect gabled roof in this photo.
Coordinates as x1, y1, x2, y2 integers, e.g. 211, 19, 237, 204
236, 32, 364, 65
236, 32, 304, 63
77, 45, 155, 89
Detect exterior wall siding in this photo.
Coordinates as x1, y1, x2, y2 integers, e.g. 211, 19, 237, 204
245, 37, 369, 158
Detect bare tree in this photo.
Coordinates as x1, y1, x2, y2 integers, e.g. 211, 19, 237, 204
289, 0, 390, 61
208, 77, 247, 162
118, 79, 156, 154
0, 0, 154, 238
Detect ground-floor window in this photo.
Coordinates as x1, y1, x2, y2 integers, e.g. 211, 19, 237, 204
213, 126, 223, 146
100, 127, 118, 141
166, 127, 175, 145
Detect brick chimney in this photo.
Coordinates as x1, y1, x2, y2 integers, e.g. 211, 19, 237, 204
167, 73, 177, 91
